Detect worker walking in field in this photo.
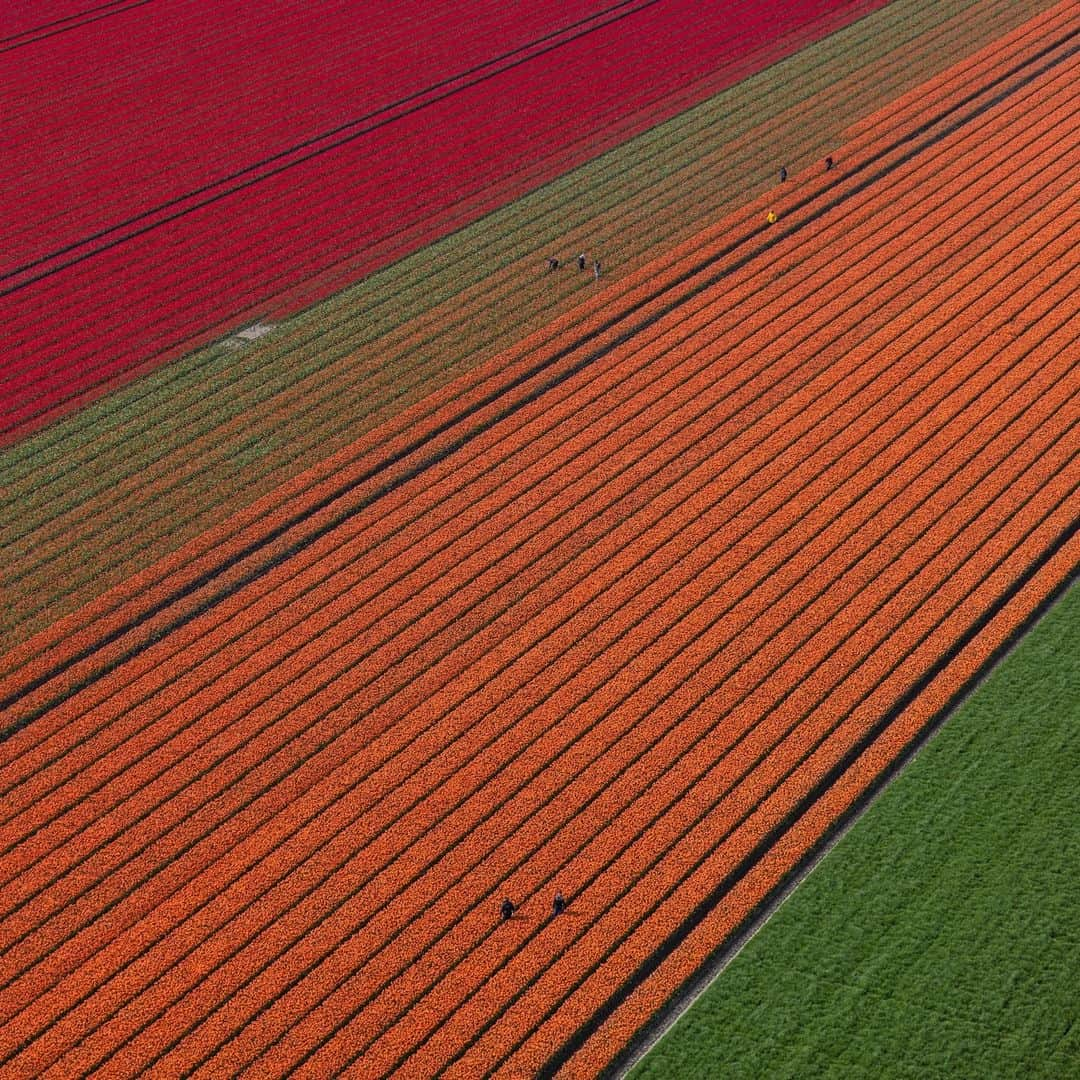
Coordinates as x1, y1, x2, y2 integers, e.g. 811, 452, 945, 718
779, 165, 788, 182
501, 897, 515, 921
825, 155, 834, 171
766, 210, 778, 225
552, 892, 566, 916
593, 259, 601, 281
577, 253, 587, 271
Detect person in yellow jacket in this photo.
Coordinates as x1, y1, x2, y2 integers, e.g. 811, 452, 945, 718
766, 210, 778, 224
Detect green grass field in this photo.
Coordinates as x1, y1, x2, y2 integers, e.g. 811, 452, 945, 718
630, 579, 1080, 1079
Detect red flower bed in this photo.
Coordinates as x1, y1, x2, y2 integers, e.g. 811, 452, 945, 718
0, 0, 891, 443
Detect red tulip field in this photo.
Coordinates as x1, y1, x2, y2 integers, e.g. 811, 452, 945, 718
0, 0, 892, 444
0, 0, 1077, 1076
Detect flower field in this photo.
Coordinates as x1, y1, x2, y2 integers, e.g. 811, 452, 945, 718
1, 0, 1078, 1077
0, 0, 891, 444
0, 0, 1052, 660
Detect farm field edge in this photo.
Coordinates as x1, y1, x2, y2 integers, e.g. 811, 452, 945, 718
627, 574, 1080, 1079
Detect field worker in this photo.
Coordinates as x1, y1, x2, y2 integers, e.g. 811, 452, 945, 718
546, 256, 560, 273
766, 210, 778, 224
501, 897, 515, 921
553, 892, 566, 916
593, 259, 601, 281
825, 155, 834, 171
779, 165, 788, 182
577, 253, 587, 270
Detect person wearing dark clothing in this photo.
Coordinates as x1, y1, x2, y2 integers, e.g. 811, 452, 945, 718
779, 165, 788, 182
577, 253, 587, 271
825, 155, 834, 171
552, 892, 566, 916
546, 257, 560, 272
501, 898, 515, 921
